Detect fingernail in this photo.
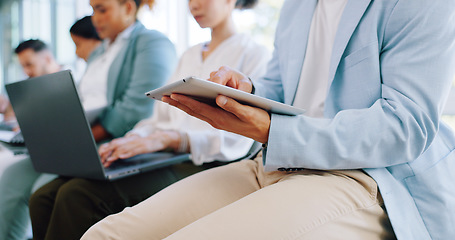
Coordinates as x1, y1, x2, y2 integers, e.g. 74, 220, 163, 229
218, 96, 227, 106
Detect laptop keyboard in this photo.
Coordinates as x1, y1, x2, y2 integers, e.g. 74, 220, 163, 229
0, 122, 14, 131
0, 121, 24, 145
9, 132, 25, 145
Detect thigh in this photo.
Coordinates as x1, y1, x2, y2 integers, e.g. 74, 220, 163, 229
29, 176, 71, 225
166, 170, 394, 240
53, 177, 125, 214
28, 177, 71, 240
82, 160, 262, 240
110, 162, 204, 207
0, 156, 42, 204
52, 162, 225, 222
31, 177, 69, 201
0, 156, 42, 239
0, 150, 25, 178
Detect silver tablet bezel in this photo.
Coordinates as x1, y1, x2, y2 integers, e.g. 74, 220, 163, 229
145, 77, 305, 116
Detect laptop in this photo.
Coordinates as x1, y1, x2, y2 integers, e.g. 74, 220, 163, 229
5, 70, 190, 181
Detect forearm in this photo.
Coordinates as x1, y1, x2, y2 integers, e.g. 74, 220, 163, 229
264, 99, 439, 171
91, 124, 112, 142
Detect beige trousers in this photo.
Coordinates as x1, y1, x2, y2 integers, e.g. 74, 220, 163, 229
82, 155, 396, 240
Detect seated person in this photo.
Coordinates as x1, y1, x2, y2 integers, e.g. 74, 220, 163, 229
0, 39, 64, 231
0, 39, 63, 122
28, 0, 270, 239
69, 15, 102, 62
83, 0, 455, 239
0, 1, 177, 238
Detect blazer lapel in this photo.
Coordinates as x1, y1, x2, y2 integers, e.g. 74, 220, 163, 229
106, 24, 141, 104
106, 45, 128, 104
327, 0, 372, 86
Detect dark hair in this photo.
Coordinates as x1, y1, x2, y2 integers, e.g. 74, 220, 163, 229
119, 0, 155, 9
70, 16, 101, 41
235, 0, 258, 9
14, 39, 48, 54
132, 0, 141, 7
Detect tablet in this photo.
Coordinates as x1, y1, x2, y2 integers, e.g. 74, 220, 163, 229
145, 77, 305, 116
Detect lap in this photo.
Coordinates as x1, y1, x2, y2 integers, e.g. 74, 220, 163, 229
0, 156, 41, 199
167, 169, 392, 240
33, 161, 218, 212
0, 155, 42, 240
82, 160, 262, 240
0, 150, 29, 178
83, 158, 395, 240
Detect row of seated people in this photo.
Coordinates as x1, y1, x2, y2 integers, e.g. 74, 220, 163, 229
2, 0, 455, 239
0, 0, 270, 239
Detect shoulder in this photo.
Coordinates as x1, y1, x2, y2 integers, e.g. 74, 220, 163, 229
138, 28, 170, 41
231, 34, 257, 47
232, 33, 270, 58
384, 0, 455, 22
180, 43, 204, 59
131, 23, 173, 46
381, 0, 455, 41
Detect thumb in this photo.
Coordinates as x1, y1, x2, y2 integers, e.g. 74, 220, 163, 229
216, 95, 250, 120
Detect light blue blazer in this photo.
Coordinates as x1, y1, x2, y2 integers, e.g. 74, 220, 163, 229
87, 22, 177, 138
254, 0, 455, 239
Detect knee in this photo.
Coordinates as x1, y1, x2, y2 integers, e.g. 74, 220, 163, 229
28, 192, 43, 209
30, 178, 90, 212
0, 158, 37, 200
54, 179, 91, 206
29, 188, 46, 215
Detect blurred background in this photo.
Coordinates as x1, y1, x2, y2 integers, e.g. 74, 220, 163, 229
0, 0, 283, 86
1, 0, 455, 128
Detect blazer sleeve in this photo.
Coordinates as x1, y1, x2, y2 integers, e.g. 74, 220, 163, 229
262, 0, 455, 171
100, 30, 177, 137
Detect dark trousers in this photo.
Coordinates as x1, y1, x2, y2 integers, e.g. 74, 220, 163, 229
29, 161, 224, 240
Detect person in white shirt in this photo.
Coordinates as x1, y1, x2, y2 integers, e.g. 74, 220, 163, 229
28, 0, 270, 239
84, 0, 455, 239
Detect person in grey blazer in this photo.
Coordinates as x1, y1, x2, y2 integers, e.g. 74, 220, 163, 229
0, 1, 177, 239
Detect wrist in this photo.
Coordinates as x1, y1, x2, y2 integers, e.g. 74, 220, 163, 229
176, 131, 189, 153
161, 130, 189, 153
